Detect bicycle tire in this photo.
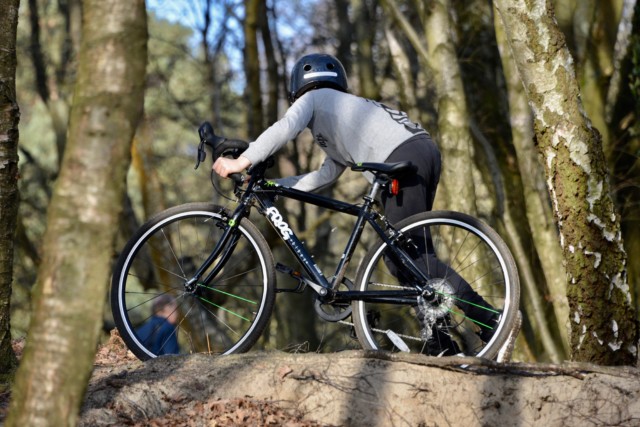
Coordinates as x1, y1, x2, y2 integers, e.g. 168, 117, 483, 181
352, 210, 520, 359
111, 202, 276, 360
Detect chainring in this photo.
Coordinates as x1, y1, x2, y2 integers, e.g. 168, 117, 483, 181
314, 278, 354, 322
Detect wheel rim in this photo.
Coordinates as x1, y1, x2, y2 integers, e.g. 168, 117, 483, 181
115, 210, 270, 358
355, 217, 514, 358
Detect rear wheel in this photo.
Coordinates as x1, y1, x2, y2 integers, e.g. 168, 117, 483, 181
352, 211, 519, 359
111, 203, 276, 360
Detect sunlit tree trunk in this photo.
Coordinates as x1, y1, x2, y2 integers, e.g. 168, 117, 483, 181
384, 25, 418, 118
382, 0, 478, 213
495, 0, 637, 365
0, 0, 21, 384
493, 6, 571, 358
6, 0, 147, 425
423, 0, 477, 214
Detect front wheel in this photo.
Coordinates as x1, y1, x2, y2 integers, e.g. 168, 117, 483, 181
110, 203, 276, 360
352, 211, 520, 359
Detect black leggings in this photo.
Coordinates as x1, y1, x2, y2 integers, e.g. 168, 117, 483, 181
381, 135, 495, 325
381, 134, 441, 224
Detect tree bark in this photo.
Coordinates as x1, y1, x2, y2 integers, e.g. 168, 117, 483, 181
423, 0, 478, 214
351, 0, 380, 99
26, 0, 80, 168
260, 1, 279, 126
6, 0, 147, 425
493, 6, 571, 358
381, 0, 478, 214
494, 0, 637, 365
333, 0, 353, 72
384, 24, 418, 118
0, 0, 21, 384
243, 0, 264, 139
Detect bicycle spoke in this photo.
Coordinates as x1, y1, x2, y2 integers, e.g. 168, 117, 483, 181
196, 283, 258, 305
196, 295, 252, 322
353, 212, 519, 359
111, 204, 275, 360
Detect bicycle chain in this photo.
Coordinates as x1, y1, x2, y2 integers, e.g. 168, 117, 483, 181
339, 282, 424, 342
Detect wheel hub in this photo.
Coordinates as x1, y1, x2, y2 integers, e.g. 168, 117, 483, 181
416, 278, 455, 340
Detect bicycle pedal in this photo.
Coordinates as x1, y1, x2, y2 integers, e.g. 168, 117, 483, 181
275, 263, 307, 293
275, 262, 302, 278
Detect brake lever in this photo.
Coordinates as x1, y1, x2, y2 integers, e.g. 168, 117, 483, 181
194, 140, 206, 170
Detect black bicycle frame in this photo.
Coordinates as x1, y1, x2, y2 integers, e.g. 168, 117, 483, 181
192, 177, 431, 305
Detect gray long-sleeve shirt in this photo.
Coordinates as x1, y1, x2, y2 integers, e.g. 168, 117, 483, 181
241, 88, 427, 192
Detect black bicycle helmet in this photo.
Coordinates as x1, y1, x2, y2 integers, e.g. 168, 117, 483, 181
288, 53, 348, 103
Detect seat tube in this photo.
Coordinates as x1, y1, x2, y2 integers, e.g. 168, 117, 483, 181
330, 194, 377, 289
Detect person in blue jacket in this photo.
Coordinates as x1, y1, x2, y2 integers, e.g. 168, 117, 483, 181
136, 294, 180, 355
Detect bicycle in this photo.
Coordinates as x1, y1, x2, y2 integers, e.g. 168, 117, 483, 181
110, 122, 520, 361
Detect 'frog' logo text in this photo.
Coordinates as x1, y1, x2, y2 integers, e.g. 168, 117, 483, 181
265, 207, 293, 240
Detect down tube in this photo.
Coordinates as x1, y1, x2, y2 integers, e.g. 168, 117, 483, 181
259, 197, 331, 289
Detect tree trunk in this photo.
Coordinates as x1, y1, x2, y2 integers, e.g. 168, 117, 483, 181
494, 0, 637, 365
384, 25, 418, 119
351, 0, 380, 99
243, 0, 263, 139
333, 0, 353, 72
6, 0, 147, 424
423, 0, 478, 214
26, 0, 80, 168
381, 0, 478, 214
0, 0, 21, 385
493, 6, 571, 358
610, 0, 640, 319
260, 1, 279, 126
573, 0, 615, 156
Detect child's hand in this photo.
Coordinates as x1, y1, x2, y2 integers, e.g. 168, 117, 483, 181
212, 156, 251, 178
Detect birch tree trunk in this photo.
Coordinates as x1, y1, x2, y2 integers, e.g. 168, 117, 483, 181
0, 0, 20, 383
6, 1, 147, 425
423, 0, 477, 214
384, 25, 419, 119
382, 0, 478, 214
493, 6, 571, 357
494, 0, 637, 365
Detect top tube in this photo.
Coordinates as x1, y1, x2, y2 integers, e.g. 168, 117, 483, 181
253, 181, 363, 216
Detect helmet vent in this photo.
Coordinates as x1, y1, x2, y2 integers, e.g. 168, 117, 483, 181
289, 53, 348, 102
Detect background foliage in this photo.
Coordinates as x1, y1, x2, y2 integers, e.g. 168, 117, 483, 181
10, 0, 640, 363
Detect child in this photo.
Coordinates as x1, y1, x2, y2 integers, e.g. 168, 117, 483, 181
213, 53, 498, 353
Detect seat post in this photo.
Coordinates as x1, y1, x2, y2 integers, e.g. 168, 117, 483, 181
364, 176, 387, 202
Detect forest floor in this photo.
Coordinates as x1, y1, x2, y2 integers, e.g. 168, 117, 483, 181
3, 331, 640, 426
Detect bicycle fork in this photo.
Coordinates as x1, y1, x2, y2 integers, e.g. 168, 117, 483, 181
184, 210, 245, 293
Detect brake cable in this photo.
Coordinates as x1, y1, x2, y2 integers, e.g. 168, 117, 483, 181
210, 170, 238, 203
